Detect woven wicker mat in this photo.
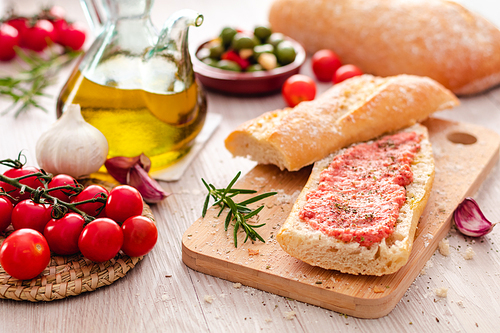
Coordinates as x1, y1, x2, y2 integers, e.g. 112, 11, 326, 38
0, 180, 155, 302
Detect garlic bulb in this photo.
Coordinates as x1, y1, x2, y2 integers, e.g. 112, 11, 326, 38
36, 104, 109, 178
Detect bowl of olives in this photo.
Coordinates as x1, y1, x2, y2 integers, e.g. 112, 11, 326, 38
193, 26, 306, 95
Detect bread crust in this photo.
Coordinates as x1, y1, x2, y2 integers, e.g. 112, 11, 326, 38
276, 124, 434, 276
225, 74, 457, 171
268, 0, 500, 95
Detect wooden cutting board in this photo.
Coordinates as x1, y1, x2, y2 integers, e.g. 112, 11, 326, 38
182, 118, 500, 318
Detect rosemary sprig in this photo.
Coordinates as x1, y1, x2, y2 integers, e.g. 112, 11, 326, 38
202, 172, 277, 247
0, 47, 82, 118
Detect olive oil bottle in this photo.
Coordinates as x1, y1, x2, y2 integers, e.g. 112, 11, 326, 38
57, 3, 207, 170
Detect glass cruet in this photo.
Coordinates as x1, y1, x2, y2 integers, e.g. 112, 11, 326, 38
57, 0, 207, 170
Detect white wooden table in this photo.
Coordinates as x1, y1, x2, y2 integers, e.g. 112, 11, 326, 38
1, 0, 500, 331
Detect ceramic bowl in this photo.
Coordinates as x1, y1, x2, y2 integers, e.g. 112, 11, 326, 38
192, 38, 306, 95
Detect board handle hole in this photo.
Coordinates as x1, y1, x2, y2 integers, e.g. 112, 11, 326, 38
446, 132, 477, 145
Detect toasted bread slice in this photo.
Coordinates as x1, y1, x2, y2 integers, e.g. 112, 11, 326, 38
276, 123, 434, 276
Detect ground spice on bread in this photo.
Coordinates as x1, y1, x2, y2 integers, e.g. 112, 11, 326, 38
299, 131, 422, 246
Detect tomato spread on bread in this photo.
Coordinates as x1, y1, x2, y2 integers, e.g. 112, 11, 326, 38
299, 131, 421, 246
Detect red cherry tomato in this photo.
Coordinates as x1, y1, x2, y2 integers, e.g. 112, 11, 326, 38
0, 197, 14, 233
57, 22, 86, 51
0, 24, 20, 61
71, 185, 108, 217
48, 174, 79, 202
44, 213, 84, 255
11, 199, 52, 233
0, 229, 50, 280
106, 185, 143, 223
22, 19, 55, 52
282, 74, 317, 107
121, 216, 158, 257
78, 218, 123, 262
333, 64, 363, 84
0, 166, 43, 203
311, 49, 342, 82
6, 18, 28, 46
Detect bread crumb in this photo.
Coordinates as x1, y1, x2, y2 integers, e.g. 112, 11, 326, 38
248, 249, 259, 256
233, 283, 242, 289
284, 311, 296, 320
438, 239, 450, 256
435, 287, 448, 298
204, 295, 214, 303
457, 300, 465, 308
265, 318, 273, 323
373, 286, 385, 293
462, 247, 475, 260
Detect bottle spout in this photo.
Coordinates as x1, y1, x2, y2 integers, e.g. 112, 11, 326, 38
145, 9, 203, 61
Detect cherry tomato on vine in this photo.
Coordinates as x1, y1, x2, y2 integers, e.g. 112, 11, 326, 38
311, 49, 342, 82
22, 19, 55, 52
48, 174, 79, 202
57, 22, 86, 51
11, 199, 52, 233
78, 218, 123, 262
6, 18, 27, 45
0, 166, 43, 203
0, 229, 50, 280
106, 185, 143, 223
333, 64, 363, 84
44, 213, 84, 255
0, 197, 14, 233
71, 185, 108, 217
0, 24, 20, 61
282, 74, 317, 107
121, 216, 158, 257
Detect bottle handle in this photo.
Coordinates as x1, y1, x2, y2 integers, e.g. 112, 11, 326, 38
80, 0, 104, 34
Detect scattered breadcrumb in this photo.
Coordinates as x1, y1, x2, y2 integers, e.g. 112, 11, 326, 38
248, 249, 259, 256
438, 239, 450, 256
373, 286, 385, 293
284, 311, 296, 320
435, 287, 448, 298
233, 283, 242, 289
462, 247, 475, 260
204, 295, 214, 303
457, 300, 465, 308
265, 318, 273, 323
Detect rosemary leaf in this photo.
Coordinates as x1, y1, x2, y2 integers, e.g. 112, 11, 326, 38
0, 48, 82, 118
201, 173, 277, 247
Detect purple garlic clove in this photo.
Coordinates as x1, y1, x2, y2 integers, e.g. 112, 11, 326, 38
128, 164, 169, 204
453, 197, 496, 237
104, 154, 169, 204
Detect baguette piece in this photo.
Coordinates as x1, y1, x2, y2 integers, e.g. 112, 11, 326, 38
269, 0, 500, 95
225, 74, 457, 171
277, 124, 434, 275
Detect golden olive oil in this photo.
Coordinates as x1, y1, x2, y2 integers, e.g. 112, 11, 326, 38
57, 67, 207, 170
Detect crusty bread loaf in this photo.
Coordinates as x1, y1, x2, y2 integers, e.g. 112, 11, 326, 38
225, 74, 457, 171
269, 0, 500, 95
277, 123, 434, 275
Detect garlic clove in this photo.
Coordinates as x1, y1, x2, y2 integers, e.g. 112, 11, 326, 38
105, 153, 169, 203
128, 164, 169, 203
453, 197, 496, 237
36, 104, 108, 178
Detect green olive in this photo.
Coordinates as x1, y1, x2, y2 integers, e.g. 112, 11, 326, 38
254, 26, 272, 42
208, 43, 225, 59
232, 33, 259, 51
253, 44, 274, 60
266, 32, 285, 48
216, 60, 242, 72
246, 64, 265, 72
202, 58, 219, 67
276, 41, 296, 65
219, 27, 237, 46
